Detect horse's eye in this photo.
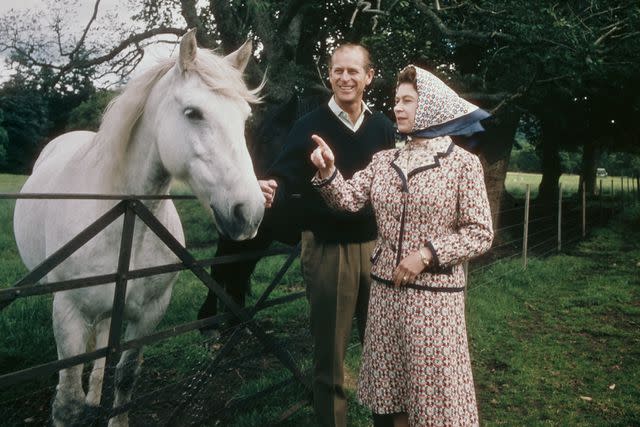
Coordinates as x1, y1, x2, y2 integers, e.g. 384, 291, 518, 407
184, 107, 203, 120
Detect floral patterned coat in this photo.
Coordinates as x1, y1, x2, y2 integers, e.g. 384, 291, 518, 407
314, 136, 493, 291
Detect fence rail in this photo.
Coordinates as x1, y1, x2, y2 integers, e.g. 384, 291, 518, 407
0, 194, 307, 426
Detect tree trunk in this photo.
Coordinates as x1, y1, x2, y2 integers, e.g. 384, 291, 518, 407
476, 109, 522, 233
537, 125, 562, 209
579, 142, 598, 197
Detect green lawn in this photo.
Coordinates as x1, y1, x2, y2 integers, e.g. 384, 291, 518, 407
505, 172, 637, 198
0, 174, 639, 426
229, 207, 640, 427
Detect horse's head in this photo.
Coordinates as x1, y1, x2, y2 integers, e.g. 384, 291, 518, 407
147, 30, 264, 240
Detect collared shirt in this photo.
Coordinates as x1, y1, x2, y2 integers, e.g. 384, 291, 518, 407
328, 96, 371, 132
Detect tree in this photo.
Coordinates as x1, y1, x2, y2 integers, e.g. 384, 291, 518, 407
509, 143, 541, 173
1, 0, 638, 212
66, 89, 117, 131
0, 75, 50, 173
0, 110, 9, 169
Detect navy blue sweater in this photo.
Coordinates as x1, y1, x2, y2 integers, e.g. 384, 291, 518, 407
267, 104, 395, 243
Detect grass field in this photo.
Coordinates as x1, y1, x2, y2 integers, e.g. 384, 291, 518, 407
505, 172, 637, 198
1, 173, 639, 426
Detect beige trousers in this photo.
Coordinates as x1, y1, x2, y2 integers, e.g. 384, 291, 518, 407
301, 230, 375, 427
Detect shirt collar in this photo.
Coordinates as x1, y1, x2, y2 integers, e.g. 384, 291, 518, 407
328, 96, 371, 131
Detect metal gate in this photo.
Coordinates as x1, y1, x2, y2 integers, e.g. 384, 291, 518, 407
0, 193, 310, 425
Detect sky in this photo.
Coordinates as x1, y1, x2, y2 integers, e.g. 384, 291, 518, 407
0, 0, 180, 85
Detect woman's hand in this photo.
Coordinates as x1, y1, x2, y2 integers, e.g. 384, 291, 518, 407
310, 134, 336, 179
392, 247, 432, 287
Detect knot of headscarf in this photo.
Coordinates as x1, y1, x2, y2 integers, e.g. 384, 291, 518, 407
397, 65, 490, 141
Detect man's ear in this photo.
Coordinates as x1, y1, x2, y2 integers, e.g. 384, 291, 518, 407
365, 67, 375, 86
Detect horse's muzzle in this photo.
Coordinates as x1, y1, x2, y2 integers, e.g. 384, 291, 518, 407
210, 202, 264, 241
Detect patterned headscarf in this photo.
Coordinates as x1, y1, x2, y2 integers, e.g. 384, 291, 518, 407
399, 65, 490, 140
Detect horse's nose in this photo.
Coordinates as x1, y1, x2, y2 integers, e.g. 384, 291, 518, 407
233, 203, 247, 222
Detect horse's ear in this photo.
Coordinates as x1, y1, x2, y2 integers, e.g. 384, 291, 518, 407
178, 28, 198, 72
225, 39, 252, 72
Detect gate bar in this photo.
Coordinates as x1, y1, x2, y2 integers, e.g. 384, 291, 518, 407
99, 200, 137, 424
0, 201, 126, 311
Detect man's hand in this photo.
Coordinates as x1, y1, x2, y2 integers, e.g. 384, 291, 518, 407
259, 179, 278, 208
310, 134, 336, 179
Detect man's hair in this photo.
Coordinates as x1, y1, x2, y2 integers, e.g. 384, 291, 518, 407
396, 65, 418, 91
328, 43, 373, 71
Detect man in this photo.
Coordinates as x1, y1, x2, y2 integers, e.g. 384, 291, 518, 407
260, 44, 395, 426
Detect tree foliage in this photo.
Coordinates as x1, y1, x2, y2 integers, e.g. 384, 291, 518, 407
0, 110, 9, 169
0, 0, 638, 191
66, 89, 117, 132
0, 76, 50, 173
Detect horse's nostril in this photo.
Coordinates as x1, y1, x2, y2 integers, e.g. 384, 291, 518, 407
233, 203, 246, 221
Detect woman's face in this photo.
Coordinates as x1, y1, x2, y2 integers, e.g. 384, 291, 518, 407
394, 82, 419, 133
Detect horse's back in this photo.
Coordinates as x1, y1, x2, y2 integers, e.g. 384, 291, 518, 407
32, 131, 95, 173
14, 131, 96, 271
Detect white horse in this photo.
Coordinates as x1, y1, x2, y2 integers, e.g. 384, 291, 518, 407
13, 30, 264, 427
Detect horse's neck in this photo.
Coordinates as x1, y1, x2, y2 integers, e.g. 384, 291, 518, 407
94, 123, 171, 199
127, 128, 171, 196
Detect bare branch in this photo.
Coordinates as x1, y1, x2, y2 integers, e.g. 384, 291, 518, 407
582, 5, 624, 22
68, 0, 102, 61
594, 24, 620, 46
179, 0, 211, 47
411, 0, 516, 43
460, 92, 510, 102
61, 27, 185, 72
535, 74, 574, 84
489, 91, 525, 115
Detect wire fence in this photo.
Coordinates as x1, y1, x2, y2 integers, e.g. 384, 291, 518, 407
0, 174, 638, 426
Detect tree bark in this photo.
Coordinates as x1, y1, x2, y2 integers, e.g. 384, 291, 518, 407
579, 141, 598, 197
537, 123, 563, 209
476, 109, 522, 234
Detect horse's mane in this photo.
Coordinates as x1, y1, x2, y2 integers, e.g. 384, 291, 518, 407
90, 48, 262, 169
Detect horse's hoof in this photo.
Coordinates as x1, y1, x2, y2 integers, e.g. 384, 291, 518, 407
52, 399, 100, 427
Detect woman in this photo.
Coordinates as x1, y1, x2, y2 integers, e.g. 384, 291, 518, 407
309, 65, 494, 427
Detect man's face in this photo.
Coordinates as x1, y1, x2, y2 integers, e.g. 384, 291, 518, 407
329, 47, 374, 108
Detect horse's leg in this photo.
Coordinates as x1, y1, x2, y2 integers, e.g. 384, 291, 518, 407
106, 346, 142, 427
51, 294, 91, 427
85, 317, 110, 407
107, 281, 173, 427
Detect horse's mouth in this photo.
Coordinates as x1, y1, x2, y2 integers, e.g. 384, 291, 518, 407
210, 205, 230, 240
210, 203, 262, 241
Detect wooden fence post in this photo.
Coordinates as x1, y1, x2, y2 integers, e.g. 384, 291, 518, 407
611, 180, 615, 217
582, 181, 586, 238
523, 184, 530, 269
599, 179, 603, 224
558, 182, 563, 252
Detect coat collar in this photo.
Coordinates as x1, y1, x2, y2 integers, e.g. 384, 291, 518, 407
390, 137, 455, 191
